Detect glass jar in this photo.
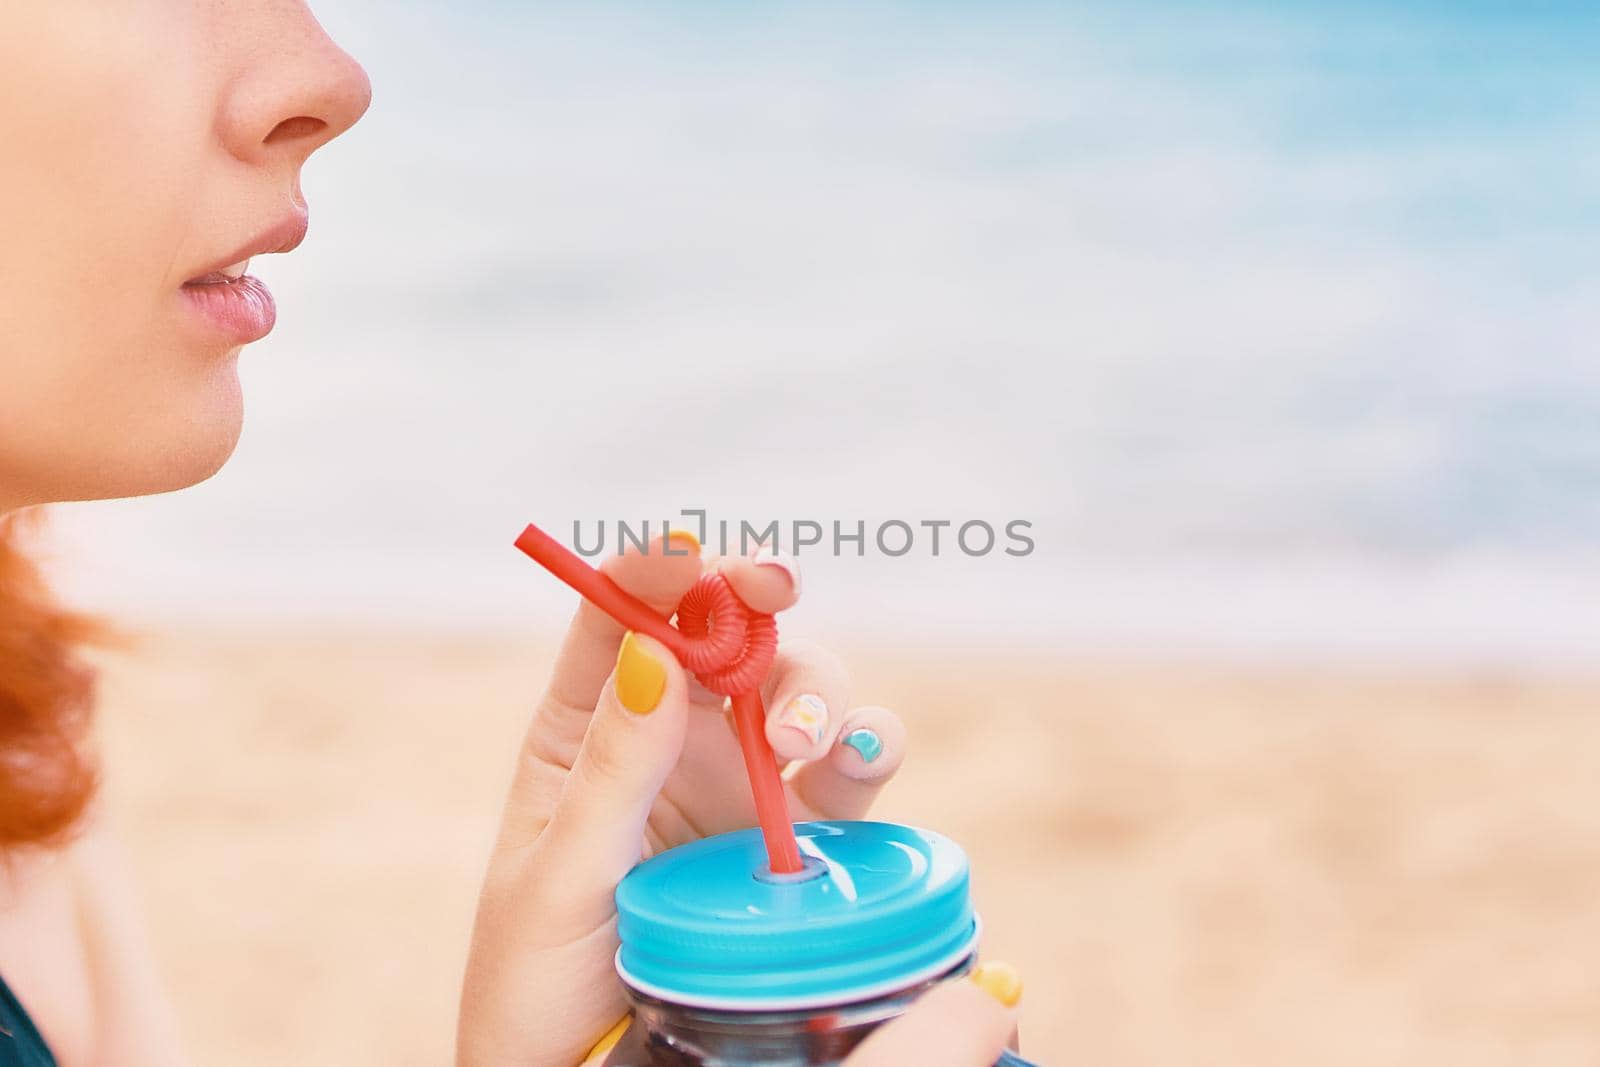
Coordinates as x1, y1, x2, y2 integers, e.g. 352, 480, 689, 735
596, 821, 1040, 1067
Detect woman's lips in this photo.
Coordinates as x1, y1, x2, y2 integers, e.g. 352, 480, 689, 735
179, 212, 307, 346
180, 272, 277, 345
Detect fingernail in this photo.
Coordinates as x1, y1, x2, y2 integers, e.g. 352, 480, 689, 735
971, 961, 1023, 1007
775, 694, 828, 748
615, 632, 666, 714
583, 1015, 632, 1060
751, 546, 802, 595
663, 527, 700, 556
841, 727, 883, 763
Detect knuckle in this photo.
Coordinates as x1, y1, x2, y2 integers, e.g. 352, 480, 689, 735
578, 725, 629, 788
777, 638, 841, 677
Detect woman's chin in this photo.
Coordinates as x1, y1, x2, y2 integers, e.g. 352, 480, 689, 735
56, 364, 246, 505
146, 369, 246, 495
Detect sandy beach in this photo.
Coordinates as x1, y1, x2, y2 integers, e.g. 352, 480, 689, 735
92, 627, 1600, 1066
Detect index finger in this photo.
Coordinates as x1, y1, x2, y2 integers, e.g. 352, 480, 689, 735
543, 531, 703, 715
714, 546, 802, 615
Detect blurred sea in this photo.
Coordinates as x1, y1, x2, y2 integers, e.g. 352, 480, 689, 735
51, 2, 1600, 665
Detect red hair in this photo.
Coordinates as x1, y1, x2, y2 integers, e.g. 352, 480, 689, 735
0, 511, 100, 848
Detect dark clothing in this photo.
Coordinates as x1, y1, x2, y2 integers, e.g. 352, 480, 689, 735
0, 974, 54, 1067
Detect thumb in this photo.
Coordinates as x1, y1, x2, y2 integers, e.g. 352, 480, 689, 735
534, 632, 690, 906
843, 975, 1018, 1067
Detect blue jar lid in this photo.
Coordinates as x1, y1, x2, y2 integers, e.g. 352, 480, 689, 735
615, 820, 978, 1010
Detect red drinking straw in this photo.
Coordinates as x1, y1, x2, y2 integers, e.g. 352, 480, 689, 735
514, 523, 804, 874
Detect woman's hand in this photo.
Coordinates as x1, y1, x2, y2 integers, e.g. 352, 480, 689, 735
456, 535, 907, 1067
842, 964, 1024, 1067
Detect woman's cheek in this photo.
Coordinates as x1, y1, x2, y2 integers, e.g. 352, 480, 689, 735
0, 2, 239, 504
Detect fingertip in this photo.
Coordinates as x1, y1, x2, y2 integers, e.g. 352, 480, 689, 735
580, 1016, 632, 1065
831, 707, 906, 781
844, 976, 1015, 1066
751, 545, 801, 595
767, 692, 831, 761
934, 975, 1021, 1041
623, 631, 688, 689
970, 961, 1024, 1008
721, 550, 801, 613
598, 532, 704, 613
787, 706, 903, 823
769, 725, 818, 763
615, 632, 669, 715
664, 526, 702, 556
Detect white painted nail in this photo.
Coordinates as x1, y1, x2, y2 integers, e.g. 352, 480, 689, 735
751, 546, 802, 596
774, 693, 827, 747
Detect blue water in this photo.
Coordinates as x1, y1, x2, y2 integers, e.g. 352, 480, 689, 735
51, 2, 1600, 663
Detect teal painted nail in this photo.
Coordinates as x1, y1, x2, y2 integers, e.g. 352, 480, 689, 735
842, 728, 883, 763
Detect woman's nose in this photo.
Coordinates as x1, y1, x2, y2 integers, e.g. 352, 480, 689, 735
217, 3, 372, 169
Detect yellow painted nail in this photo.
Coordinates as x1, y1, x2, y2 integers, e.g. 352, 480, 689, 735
615, 632, 666, 714
666, 527, 700, 554
583, 1015, 632, 1062
971, 961, 1023, 1007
